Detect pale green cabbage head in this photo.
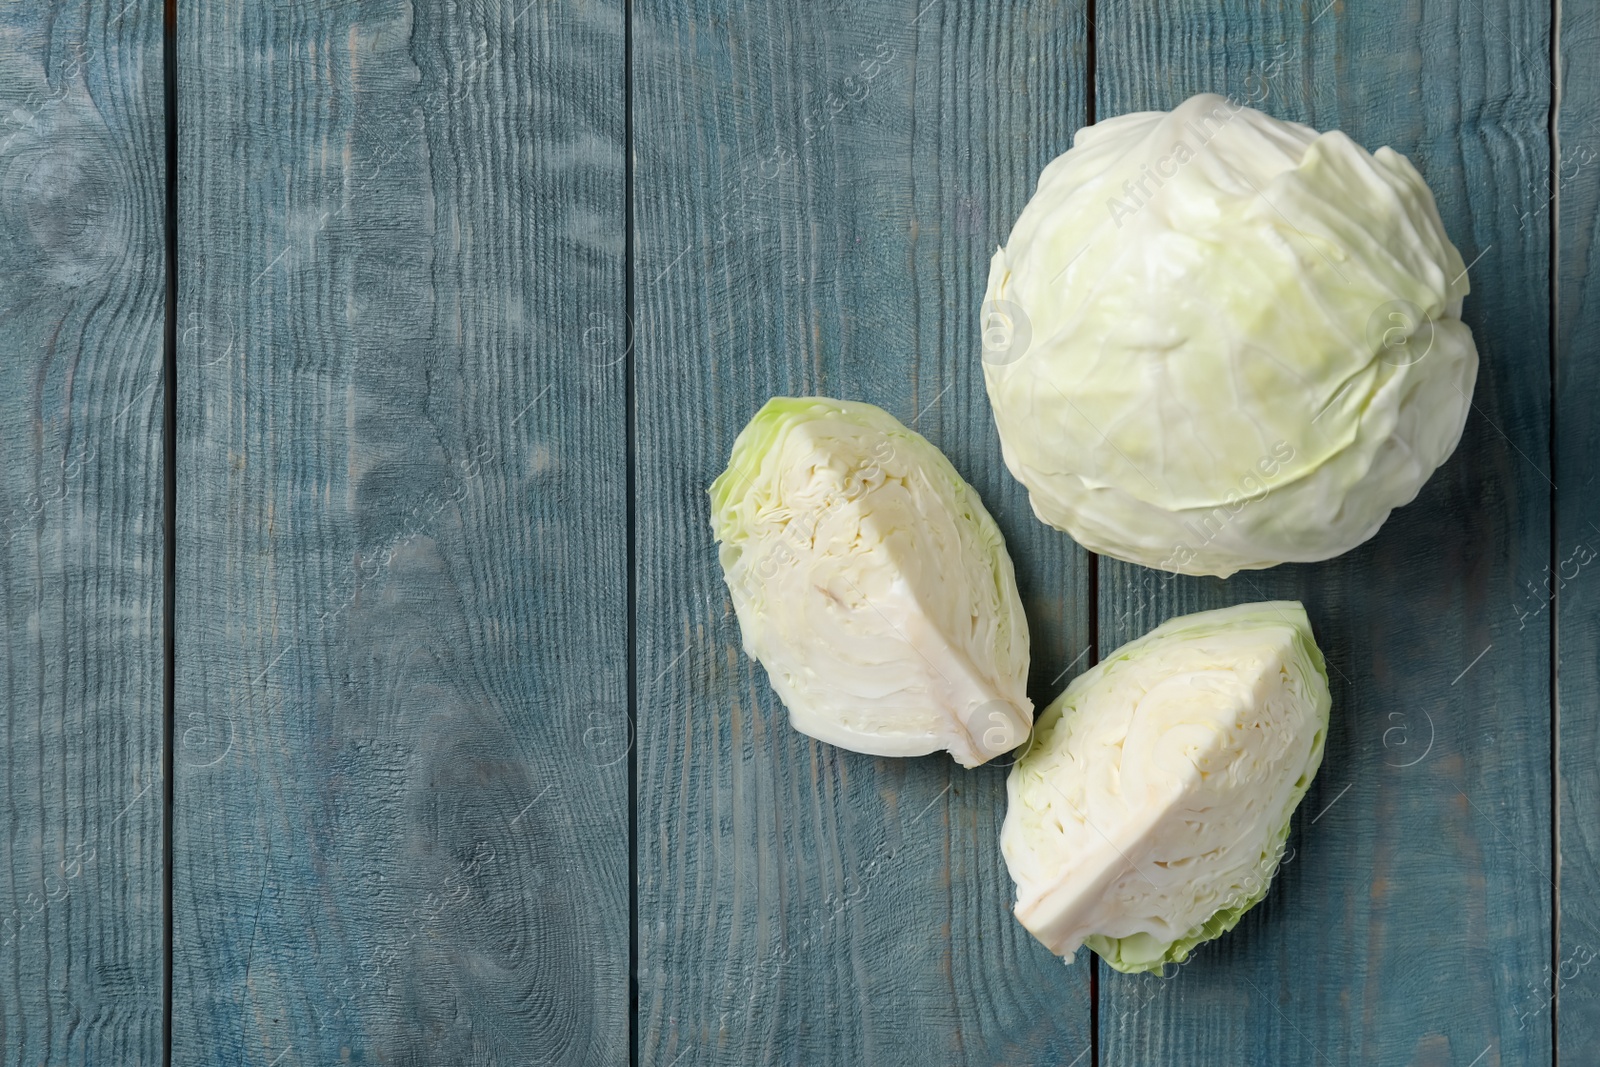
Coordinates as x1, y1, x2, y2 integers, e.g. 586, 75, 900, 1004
983, 93, 1478, 577
1001, 601, 1330, 972
710, 397, 1032, 767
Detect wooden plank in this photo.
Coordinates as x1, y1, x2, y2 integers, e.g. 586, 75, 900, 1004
1556, 0, 1600, 1053
173, 2, 628, 1063
1094, 2, 1554, 1064
0, 2, 167, 1064
633, 1, 1093, 1062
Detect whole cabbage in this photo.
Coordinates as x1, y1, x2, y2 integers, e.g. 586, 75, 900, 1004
982, 93, 1478, 577
709, 397, 1032, 767
1001, 601, 1330, 972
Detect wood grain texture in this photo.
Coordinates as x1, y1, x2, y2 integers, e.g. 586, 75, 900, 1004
1556, 0, 1600, 1053
1094, 2, 1554, 1065
174, 2, 628, 1063
633, 2, 1094, 1063
0, 2, 167, 1064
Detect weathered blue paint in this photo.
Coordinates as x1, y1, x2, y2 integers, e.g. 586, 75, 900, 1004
1557, 0, 1600, 1058
0, 1, 1583, 1064
1095, 2, 1554, 1064
0, 2, 167, 1064
173, 1, 629, 1063
633, 2, 1094, 1063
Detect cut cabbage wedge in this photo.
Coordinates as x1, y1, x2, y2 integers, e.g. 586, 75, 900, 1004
710, 397, 1033, 767
1002, 601, 1330, 971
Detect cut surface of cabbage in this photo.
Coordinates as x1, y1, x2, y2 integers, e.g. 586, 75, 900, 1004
1002, 601, 1330, 972
983, 93, 1478, 577
710, 396, 1033, 767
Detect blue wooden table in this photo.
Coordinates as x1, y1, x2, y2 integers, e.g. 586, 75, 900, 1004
0, 1, 1591, 1064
